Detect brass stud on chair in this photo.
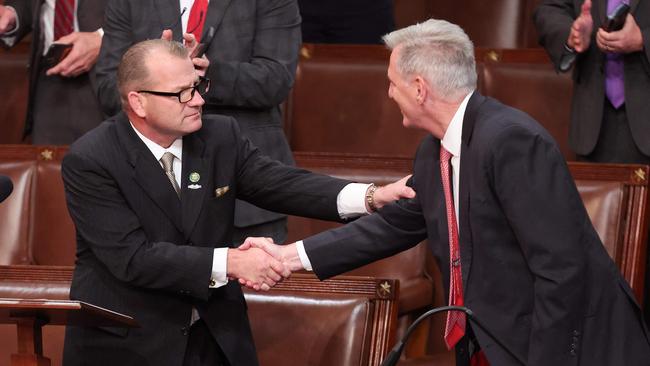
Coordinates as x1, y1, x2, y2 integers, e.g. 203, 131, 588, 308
486, 50, 501, 62
633, 168, 646, 183
300, 46, 312, 60
40, 149, 54, 161
377, 281, 392, 298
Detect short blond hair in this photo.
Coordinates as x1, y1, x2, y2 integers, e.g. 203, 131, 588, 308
117, 39, 189, 109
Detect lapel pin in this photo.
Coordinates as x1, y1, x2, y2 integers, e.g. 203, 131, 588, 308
188, 184, 202, 190
215, 186, 229, 197
189, 172, 201, 183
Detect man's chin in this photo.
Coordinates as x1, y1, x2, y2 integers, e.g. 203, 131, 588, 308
185, 113, 203, 131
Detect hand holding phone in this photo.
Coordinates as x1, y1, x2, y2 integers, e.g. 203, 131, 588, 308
190, 26, 216, 58
43, 43, 73, 69
602, 3, 630, 32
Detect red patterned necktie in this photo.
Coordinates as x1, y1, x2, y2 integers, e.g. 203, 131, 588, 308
54, 0, 75, 41
187, 0, 208, 43
440, 146, 466, 349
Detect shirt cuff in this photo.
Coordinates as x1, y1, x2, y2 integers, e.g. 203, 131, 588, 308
337, 183, 371, 219
210, 247, 229, 288
0, 6, 19, 46
96, 28, 104, 37
296, 240, 313, 271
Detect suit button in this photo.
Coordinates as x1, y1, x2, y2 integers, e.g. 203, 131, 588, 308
573, 330, 580, 336
570, 349, 576, 356
181, 326, 189, 336
572, 336, 578, 343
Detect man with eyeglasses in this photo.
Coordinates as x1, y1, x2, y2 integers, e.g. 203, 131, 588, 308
60, 38, 413, 366
94, 0, 301, 247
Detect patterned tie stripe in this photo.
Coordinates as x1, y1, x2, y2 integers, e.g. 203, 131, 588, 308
54, 0, 75, 41
440, 146, 466, 350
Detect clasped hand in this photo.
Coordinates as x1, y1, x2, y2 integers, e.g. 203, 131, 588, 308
232, 237, 302, 291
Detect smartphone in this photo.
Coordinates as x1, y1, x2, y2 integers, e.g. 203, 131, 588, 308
602, 3, 630, 32
43, 43, 73, 68
190, 26, 216, 58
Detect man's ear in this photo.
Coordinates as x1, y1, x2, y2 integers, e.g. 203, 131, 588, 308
128, 91, 147, 118
414, 76, 428, 104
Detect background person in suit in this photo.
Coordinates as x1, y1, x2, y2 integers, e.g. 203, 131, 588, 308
94, 0, 302, 245
0, 0, 106, 144
534, 0, 650, 326
241, 19, 650, 365
62, 38, 412, 366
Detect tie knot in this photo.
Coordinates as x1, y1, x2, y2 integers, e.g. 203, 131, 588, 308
440, 146, 453, 162
160, 152, 176, 173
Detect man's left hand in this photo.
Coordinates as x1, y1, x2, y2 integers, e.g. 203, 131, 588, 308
597, 14, 644, 54
46, 31, 102, 77
371, 174, 416, 211
160, 29, 210, 77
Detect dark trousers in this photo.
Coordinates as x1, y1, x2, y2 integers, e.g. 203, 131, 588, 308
183, 319, 229, 366
578, 101, 650, 327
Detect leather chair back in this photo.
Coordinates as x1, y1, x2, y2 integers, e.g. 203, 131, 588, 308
245, 274, 398, 366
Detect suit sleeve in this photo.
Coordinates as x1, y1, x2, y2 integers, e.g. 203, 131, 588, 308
62, 150, 214, 301
303, 176, 428, 280
203, 0, 301, 109
93, 0, 132, 116
533, 0, 578, 71
230, 119, 349, 220
2, 0, 33, 45
489, 124, 588, 365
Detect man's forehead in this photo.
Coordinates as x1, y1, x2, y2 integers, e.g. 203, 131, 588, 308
146, 53, 196, 87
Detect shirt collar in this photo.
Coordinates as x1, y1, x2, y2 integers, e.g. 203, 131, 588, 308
129, 121, 183, 163
441, 91, 473, 158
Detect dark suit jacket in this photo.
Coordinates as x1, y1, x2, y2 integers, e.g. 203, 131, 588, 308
61, 113, 349, 366
303, 92, 650, 365
94, 0, 301, 228
3, 0, 106, 137
534, 0, 650, 156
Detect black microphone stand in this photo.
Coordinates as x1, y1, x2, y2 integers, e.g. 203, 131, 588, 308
380, 305, 526, 366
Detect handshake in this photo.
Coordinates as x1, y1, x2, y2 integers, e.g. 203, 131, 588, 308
227, 238, 304, 291
225, 174, 416, 291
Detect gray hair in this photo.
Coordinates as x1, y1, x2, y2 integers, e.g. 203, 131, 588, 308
383, 19, 476, 101
117, 39, 189, 109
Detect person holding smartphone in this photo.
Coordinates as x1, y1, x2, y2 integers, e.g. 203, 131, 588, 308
534, 0, 650, 325
0, 0, 106, 144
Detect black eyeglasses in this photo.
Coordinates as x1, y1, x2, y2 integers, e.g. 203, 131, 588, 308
138, 77, 211, 103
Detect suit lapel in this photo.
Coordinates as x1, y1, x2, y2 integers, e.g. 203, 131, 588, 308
156, 0, 184, 39
201, 0, 233, 38
181, 132, 211, 239
116, 114, 183, 232
629, 0, 640, 13
458, 92, 487, 291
